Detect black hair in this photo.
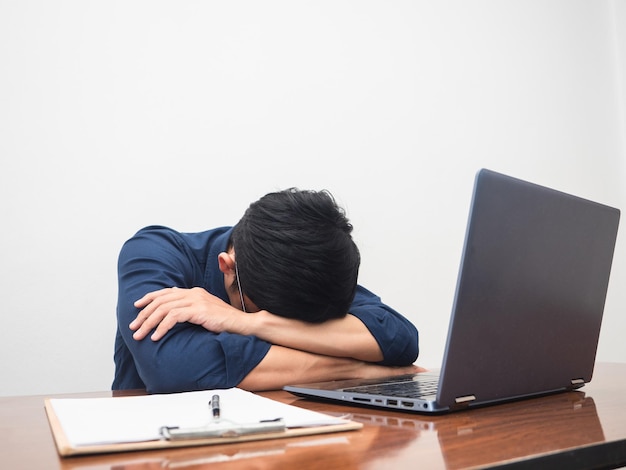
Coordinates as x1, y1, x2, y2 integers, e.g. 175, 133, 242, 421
230, 188, 360, 323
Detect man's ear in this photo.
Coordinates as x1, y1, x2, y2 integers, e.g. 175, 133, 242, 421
218, 252, 236, 274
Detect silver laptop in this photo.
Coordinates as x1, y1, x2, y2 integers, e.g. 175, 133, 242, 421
284, 169, 620, 413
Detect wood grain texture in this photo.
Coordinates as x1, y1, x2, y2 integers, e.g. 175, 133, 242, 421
2, 363, 626, 469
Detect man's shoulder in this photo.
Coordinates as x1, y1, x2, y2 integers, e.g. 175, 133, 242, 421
128, 225, 232, 243
120, 225, 233, 259
122, 225, 183, 249
134, 224, 177, 237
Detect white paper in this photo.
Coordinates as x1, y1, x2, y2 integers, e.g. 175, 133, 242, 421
48, 388, 348, 447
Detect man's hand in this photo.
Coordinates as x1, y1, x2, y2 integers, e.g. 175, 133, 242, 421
130, 287, 247, 341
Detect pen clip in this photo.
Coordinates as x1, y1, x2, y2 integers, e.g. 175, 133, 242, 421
210, 395, 220, 420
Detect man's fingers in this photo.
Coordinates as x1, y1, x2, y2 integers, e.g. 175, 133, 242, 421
130, 289, 185, 329
148, 307, 195, 341
130, 298, 189, 339
133, 287, 179, 308
150, 313, 181, 341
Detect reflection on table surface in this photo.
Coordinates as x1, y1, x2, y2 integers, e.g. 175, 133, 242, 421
2, 363, 625, 470
58, 390, 604, 470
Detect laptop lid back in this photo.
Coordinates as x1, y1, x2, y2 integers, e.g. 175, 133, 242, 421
437, 169, 620, 409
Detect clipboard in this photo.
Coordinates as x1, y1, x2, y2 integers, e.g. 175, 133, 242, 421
44, 389, 362, 457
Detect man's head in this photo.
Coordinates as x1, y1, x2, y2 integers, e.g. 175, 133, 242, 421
229, 188, 360, 323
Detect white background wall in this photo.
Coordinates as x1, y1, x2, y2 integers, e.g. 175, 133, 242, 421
1, 1, 624, 397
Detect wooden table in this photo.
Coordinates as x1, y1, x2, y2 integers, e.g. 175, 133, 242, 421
3, 362, 626, 469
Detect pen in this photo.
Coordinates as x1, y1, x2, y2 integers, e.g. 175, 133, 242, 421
211, 394, 220, 419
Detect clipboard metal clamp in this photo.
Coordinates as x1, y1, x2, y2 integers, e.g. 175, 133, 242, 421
160, 418, 286, 440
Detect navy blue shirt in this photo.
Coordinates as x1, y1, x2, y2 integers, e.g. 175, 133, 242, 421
113, 226, 419, 393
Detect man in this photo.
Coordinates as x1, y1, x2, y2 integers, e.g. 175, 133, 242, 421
113, 188, 421, 393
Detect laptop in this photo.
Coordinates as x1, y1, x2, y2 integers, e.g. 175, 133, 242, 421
284, 168, 621, 413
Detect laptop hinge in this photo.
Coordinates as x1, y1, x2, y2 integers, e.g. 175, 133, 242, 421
571, 378, 585, 388
455, 394, 476, 404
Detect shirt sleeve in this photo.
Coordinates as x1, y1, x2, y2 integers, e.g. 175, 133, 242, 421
349, 285, 419, 366
116, 227, 271, 393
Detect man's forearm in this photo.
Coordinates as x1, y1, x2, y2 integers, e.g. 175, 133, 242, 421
129, 288, 384, 362
238, 345, 420, 392
241, 311, 384, 362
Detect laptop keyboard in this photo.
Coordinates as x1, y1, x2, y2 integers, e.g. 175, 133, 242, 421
342, 376, 439, 399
